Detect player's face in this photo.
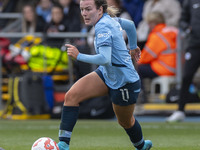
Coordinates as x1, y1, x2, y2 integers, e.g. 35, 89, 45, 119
80, 0, 103, 25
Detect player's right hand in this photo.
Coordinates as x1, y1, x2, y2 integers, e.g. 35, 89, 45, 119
65, 44, 80, 59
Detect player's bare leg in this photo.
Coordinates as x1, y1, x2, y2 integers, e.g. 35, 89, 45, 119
58, 72, 108, 150
113, 104, 152, 150
64, 72, 108, 106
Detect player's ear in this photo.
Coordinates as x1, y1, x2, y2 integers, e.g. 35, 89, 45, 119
98, 6, 103, 15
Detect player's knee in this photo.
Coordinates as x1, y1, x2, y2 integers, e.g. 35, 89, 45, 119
64, 91, 79, 106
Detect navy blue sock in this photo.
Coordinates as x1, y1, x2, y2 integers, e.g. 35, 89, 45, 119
124, 119, 144, 149
59, 106, 79, 145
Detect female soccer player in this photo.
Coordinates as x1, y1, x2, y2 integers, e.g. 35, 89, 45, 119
58, 0, 152, 149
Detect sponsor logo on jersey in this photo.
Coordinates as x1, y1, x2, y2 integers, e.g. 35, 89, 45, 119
97, 33, 110, 38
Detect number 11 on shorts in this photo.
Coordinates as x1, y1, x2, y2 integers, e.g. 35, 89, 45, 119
120, 88, 129, 102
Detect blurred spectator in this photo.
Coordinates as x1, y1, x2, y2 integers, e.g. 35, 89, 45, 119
137, 12, 177, 103
36, 0, 53, 23
57, 0, 90, 79
58, 0, 81, 32
166, 0, 200, 122
45, 3, 66, 33
0, 0, 18, 30
22, 3, 46, 33
137, 0, 181, 49
122, 0, 145, 27
44, 3, 67, 47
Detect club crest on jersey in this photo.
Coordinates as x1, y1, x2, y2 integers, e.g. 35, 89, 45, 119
97, 33, 110, 38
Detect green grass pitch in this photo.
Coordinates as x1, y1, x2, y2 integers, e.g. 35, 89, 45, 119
0, 119, 200, 150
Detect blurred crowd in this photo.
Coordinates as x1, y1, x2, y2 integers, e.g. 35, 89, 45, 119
0, 0, 183, 84
0, 0, 193, 99
0, 0, 183, 34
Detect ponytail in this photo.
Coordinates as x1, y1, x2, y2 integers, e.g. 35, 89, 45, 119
107, 6, 119, 17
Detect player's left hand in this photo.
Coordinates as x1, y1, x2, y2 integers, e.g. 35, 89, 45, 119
65, 44, 80, 59
129, 46, 141, 62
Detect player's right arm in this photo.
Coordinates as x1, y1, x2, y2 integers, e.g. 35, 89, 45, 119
66, 44, 111, 66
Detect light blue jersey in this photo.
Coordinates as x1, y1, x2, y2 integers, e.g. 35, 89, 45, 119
94, 13, 139, 89
77, 13, 140, 89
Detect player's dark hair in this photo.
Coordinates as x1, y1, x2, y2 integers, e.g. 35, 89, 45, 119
94, 0, 119, 17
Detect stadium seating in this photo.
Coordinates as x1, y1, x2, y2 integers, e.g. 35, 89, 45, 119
150, 76, 176, 95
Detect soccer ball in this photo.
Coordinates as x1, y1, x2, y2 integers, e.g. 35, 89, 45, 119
31, 137, 59, 150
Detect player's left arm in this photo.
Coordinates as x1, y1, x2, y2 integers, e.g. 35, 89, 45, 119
129, 46, 141, 62
118, 18, 141, 62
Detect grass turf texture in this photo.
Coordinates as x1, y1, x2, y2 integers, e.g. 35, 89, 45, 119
0, 119, 200, 150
